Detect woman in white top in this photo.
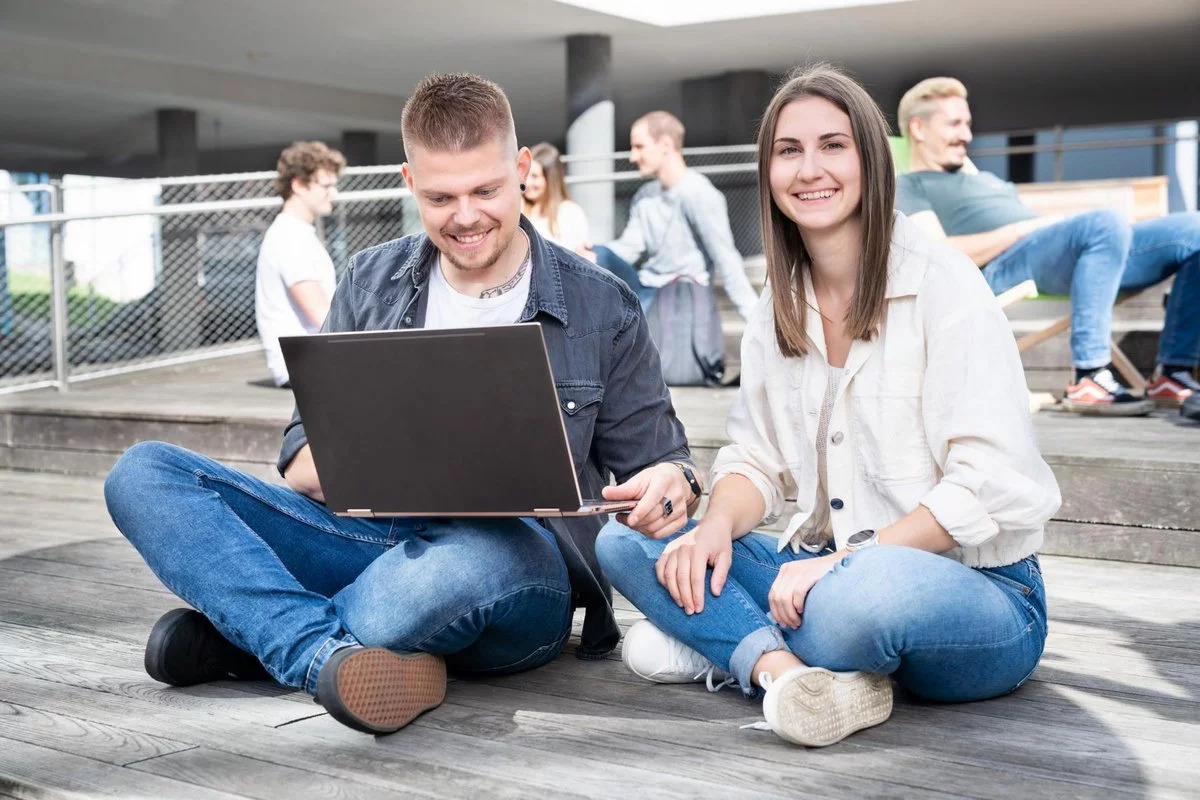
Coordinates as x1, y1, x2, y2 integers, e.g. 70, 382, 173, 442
596, 65, 1061, 747
522, 142, 590, 251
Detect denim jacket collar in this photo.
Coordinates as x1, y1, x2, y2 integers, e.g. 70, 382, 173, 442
386, 216, 569, 327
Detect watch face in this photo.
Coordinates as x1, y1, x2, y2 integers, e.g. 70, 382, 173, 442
847, 529, 875, 547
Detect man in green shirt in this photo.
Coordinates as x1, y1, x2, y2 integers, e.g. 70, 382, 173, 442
896, 77, 1200, 418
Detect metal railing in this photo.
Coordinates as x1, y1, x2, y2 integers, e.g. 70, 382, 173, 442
0, 151, 762, 393
0, 124, 1194, 393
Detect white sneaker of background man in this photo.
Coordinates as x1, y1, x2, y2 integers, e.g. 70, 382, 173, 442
255, 140, 346, 388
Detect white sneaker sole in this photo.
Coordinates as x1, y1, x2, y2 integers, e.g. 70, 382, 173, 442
762, 668, 893, 747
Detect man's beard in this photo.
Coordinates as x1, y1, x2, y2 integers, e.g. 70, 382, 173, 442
941, 143, 968, 173
441, 226, 514, 273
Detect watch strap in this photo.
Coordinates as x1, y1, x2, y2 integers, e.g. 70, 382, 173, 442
671, 462, 703, 498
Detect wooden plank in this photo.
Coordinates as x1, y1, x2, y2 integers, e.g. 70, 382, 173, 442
1044, 520, 1200, 568
467, 642, 1190, 795
436, 681, 1121, 799
0, 698, 195, 766
131, 747, 431, 800
1051, 463, 1200, 530
0, 737, 245, 800
0, 634, 317, 728
0, 671, 571, 800
286, 713, 797, 800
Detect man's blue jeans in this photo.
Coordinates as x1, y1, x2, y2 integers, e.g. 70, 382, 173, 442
596, 521, 1047, 702
983, 210, 1200, 370
104, 441, 573, 695
591, 245, 657, 310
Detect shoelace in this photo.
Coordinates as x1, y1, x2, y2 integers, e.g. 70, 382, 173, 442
739, 670, 774, 730
696, 665, 736, 693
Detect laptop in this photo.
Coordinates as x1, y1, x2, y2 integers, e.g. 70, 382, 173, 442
279, 323, 635, 518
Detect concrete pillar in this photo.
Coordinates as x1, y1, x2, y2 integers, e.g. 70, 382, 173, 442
156, 109, 199, 177
341, 131, 378, 166
682, 70, 772, 146
566, 34, 614, 242
156, 108, 201, 352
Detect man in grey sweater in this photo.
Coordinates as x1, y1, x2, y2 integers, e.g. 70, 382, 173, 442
581, 111, 759, 320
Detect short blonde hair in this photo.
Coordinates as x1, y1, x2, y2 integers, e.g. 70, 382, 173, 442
402, 72, 515, 153
897, 77, 968, 139
633, 110, 685, 151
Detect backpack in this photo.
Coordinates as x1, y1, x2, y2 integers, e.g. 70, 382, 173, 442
646, 277, 725, 386
644, 200, 725, 386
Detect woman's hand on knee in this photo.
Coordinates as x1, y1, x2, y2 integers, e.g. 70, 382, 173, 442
654, 522, 733, 615
768, 554, 838, 629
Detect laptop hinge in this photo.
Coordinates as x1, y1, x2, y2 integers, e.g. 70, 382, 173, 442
346, 508, 375, 518
533, 508, 564, 517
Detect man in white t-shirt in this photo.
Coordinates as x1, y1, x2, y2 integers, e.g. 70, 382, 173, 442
255, 141, 346, 387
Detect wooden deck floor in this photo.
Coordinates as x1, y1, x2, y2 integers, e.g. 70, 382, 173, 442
1, 469, 1198, 799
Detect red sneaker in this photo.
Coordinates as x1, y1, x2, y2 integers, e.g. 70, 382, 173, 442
1062, 367, 1155, 416
1145, 367, 1200, 408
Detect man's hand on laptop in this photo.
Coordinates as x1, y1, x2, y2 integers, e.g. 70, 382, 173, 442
283, 445, 325, 503
602, 463, 696, 539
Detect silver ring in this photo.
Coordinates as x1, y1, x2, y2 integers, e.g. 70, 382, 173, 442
661, 497, 674, 518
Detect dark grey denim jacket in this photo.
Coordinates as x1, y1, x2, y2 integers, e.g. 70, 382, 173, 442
277, 216, 693, 658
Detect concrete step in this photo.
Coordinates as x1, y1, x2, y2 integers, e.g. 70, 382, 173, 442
2, 361, 1197, 568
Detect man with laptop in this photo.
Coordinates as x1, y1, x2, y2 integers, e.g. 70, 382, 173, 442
104, 72, 701, 735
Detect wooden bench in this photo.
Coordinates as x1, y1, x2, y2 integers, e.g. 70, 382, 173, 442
998, 175, 1169, 391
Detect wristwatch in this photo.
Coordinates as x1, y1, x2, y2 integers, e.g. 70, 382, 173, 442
671, 463, 703, 499
846, 529, 879, 552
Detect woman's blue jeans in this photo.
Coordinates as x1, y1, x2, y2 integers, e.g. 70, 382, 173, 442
596, 521, 1047, 702
104, 441, 573, 695
983, 210, 1200, 369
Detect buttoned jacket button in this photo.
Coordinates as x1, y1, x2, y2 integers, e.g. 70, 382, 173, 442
830, 498, 844, 510
831, 431, 844, 445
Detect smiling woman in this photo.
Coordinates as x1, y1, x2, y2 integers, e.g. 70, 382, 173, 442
595, 63, 1062, 750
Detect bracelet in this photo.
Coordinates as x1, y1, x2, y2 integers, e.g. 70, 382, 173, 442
670, 462, 703, 499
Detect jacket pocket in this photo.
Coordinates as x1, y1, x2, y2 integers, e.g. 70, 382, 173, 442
852, 370, 933, 484
556, 381, 604, 469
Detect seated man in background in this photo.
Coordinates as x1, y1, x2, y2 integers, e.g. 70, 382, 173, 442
105, 72, 701, 736
255, 140, 345, 388
896, 77, 1200, 416
582, 111, 759, 321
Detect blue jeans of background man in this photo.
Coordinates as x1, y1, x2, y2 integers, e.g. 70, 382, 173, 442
105, 441, 573, 695
596, 521, 1047, 702
983, 210, 1200, 370
591, 245, 657, 310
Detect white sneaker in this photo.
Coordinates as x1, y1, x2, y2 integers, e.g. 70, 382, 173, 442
760, 666, 893, 747
621, 620, 733, 691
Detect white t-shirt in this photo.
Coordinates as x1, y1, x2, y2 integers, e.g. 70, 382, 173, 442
255, 212, 336, 386
527, 201, 590, 252
424, 254, 532, 331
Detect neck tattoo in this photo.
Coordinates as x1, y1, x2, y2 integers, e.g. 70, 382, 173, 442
479, 231, 531, 299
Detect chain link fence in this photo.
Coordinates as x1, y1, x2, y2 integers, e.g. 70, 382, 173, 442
0, 148, 762, 392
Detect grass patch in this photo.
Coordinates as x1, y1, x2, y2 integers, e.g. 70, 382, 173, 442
4, 274, 123, 326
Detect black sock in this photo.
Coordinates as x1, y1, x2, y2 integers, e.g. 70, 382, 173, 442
1075, 365, 1108, 383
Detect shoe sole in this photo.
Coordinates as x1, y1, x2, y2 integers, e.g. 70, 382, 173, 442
763, 669, 892, 747
144, 608, 199, 686
1149, 396, 1186, 409
318, 649, 446, 735
1061, 399, 1156, 416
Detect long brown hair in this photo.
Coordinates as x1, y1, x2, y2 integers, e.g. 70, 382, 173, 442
525, 142, 572, 236
757, 64, 895, 358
